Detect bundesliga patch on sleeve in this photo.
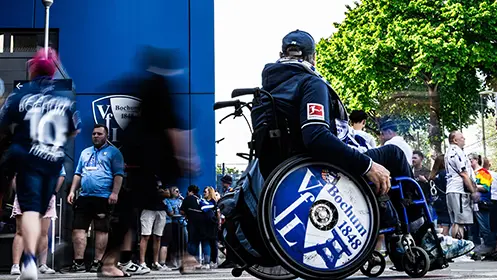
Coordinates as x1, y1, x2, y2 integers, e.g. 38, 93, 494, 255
307, 103, 324, 120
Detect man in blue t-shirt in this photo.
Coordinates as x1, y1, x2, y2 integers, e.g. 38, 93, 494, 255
67, 124, 124, 272
0, 48, 80, 280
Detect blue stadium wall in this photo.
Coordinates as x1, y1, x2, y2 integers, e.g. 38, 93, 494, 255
0, 0, 215, 192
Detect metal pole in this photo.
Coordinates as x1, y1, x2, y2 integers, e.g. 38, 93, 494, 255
51, 218, 55, 268
44, 7, 49, 53
481, 95, 487, 158
58, 197, 62, 244
42, 0, 53, 55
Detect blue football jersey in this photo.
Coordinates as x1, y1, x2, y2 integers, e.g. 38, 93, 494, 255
0, 77, 81, 163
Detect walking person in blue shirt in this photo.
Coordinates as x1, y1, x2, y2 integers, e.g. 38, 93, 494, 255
0, 48, 80, 280
67, 124, 124, 274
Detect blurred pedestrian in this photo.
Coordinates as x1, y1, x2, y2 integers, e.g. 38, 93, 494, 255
99, 47, 200, 277
0, 48, 80, 280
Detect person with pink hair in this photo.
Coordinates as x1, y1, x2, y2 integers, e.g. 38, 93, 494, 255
0, 47, 80, 280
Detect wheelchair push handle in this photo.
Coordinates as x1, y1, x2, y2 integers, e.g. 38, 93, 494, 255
213, 100, 241, 110
232, 87, 259, 98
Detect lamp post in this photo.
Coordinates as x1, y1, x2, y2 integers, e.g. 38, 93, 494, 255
42, 0, 53, 56
478, 91, 497, 158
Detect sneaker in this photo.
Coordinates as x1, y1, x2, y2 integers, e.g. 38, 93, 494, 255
61, 261, 86, 273
441, 237, 474, 260
200, 264, 210, 270
452, 255, 475, 262
89, 260, 102, 273
421, 230, 474, 260
210, 262, 218, 269
474, 244, 494, 255
118, 261, 150, 275
139, 263, 151, 274
218, 260, 235, 268
482, 251, 497, 261
38, 264, 55, 274
152, 262, 171, 271
11, 264, 21, 275
19, 255, 38, 280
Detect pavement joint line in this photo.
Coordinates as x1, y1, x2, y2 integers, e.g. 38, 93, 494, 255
451, 269, 497, 272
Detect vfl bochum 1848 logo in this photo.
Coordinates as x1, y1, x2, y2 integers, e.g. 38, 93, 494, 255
270, 166, 374, 271
92, 95, 141, 145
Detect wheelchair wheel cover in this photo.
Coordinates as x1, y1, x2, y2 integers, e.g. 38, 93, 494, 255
259, 155, 379, 279
246, 265, 297, 280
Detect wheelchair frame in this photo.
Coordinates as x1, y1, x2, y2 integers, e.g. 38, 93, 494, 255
360, 177, 449, 278
214, 87, 448, 280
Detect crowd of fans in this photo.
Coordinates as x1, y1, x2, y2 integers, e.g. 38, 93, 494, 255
351, 110, 497, 262
7, 166, 233, 275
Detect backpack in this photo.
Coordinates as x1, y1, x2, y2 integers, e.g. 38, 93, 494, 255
218, 158, 278, 267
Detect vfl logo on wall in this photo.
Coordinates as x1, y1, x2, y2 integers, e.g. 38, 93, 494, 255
270, 166, 373, 270
92, 95, 141, 145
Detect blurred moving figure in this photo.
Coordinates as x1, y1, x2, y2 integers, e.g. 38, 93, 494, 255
0, 48, 80, 280
99, 46, 200, 277
10, 167, 66, 275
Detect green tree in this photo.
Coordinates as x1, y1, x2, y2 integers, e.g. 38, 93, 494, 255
317, 0, 497, 155
216, 164, 241, 175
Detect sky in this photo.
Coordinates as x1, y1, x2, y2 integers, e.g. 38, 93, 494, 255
214, 0, 356, 167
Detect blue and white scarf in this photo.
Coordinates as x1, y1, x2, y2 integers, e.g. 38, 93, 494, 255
276, 58, 369, 153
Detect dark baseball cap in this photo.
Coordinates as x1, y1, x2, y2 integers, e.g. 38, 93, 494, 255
221, 175, 233, 184
282, 30, 316, 56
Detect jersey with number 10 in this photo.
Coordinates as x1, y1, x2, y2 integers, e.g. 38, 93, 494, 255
0, 77, 80, 163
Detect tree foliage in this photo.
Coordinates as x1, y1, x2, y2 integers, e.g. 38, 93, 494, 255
317, 0, 497, 154
216, 164, 241, 175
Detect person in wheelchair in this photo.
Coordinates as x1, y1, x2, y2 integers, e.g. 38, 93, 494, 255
251, 29, 474, 268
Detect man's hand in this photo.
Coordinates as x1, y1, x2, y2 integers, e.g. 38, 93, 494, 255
471, 191, 481, 202
365, 162, 391, 195
67, 192, 75, 205
417, 175, 428, 183
108, 192, 118, 205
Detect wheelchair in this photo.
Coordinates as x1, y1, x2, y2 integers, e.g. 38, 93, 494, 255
214, 87, 447, 280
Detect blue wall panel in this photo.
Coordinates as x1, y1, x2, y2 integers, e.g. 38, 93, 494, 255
190, 93, 215, 187
190, 0, 215, 94
0, 0, 215, 191
33, 0, 190, 94
0, 0, 35, 28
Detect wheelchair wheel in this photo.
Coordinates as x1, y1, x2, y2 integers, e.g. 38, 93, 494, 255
359, 250, 385, 277
402, 246, 430, 278
246, 264, 297, 280
259, 155, 380, 280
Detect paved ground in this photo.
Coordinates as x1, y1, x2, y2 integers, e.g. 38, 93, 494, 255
1, 262, 497, 280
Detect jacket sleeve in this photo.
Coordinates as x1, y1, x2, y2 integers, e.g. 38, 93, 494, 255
299, 77, 372, 175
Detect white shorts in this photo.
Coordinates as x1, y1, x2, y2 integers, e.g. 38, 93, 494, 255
140, 210, 167, 236
11, 194, 58, 219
